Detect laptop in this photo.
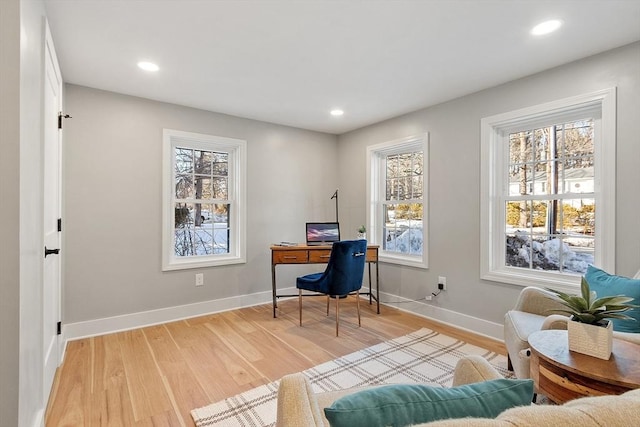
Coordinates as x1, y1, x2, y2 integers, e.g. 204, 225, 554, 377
305, 222, 340, 246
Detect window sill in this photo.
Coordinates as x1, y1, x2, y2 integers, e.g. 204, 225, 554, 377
379, 253, 428, 269
162, 255, 246, 271
482, 268, 580, 294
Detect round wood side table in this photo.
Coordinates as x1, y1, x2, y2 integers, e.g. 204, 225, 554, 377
528, 329, 640, 404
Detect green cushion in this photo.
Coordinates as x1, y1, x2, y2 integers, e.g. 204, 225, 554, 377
586, 265, 640, 333
323, 378, 534, 427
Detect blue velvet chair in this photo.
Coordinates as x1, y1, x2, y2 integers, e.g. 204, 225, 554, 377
296, 239, 367, 336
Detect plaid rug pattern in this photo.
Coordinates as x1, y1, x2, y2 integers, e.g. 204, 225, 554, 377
191, 328, 510, 427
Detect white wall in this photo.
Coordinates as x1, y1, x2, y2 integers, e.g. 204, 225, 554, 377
63, 85, 339, 326
0, 0, 21, 425
337, 42, 640, 330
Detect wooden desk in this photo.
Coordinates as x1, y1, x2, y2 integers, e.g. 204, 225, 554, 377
528, 330, 640, 404
270, 245, 380, 318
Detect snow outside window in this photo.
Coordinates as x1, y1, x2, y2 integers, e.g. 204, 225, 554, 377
162, 129, 247, 271
367, 134, 429, 269
480, 89, 616, 291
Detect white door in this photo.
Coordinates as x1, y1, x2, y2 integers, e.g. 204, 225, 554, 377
43, 24, 63, 401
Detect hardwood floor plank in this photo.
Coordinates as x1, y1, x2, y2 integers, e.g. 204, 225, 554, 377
143, 325, 210, 426
117, 329, 173, 422
47, 300, 506, 426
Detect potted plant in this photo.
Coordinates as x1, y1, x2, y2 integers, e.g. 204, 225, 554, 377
547, 277, 637, 360
357, 225, 366, 240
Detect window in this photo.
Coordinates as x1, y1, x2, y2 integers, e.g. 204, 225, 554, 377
481, 89, 616, 290
367, 134, 428, 268
162, 129, 246, 271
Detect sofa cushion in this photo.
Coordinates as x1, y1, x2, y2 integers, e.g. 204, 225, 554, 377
323, 378, 533, 427
586, 265, 640, 333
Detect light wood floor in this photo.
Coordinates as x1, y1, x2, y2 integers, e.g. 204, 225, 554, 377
45, 298, 506, 426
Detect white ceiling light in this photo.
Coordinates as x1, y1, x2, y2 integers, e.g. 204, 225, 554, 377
330, 109, 344, 117
531, 19, 563, 36
137, 61, 159, 72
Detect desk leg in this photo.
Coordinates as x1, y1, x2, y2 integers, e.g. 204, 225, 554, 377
368, 263, 372, 305
375, 261, 380, 314
272, 264, 277, 318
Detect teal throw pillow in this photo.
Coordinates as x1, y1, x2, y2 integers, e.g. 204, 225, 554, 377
323, 378, 534, 427
585, 265, 640, 333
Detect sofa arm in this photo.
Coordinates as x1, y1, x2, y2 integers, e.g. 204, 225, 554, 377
614, 330, 640, 344
452, 355, 503, 387
276, 373, 324, 427
513, 287, 565, 316
541, 314, 569, 330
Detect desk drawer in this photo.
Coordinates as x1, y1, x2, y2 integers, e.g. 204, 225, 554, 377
309, 250, 332, 263
273, 250, 309, 264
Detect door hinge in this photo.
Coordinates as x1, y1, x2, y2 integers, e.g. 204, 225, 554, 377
56, 321, 62, 335
58, 112, 72, 129
58, 218, 62, 232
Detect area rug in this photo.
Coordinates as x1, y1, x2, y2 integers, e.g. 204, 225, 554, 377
191, 328, 511, 427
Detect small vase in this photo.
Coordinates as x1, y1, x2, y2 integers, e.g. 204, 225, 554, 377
567, 319, 613, 360
357, 232, 366, 240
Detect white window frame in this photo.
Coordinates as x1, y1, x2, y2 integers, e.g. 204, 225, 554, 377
162, 129, 247, 271
366, 134, 429, 269
480, 88, 616, 292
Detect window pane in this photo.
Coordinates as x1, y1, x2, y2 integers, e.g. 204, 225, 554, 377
563, 162, 593, 194
173, 202, 230, 256
411, 176, 423, 199
175, 148, 193, 174
559, 119, 594, 161
212, 203, 230, 254
386, 155, 399, 179
175, 174, 194, 199
508, 164, 530, 196
212, 152, 228, 175
194, 150, 212, 174
383, 203, 423, 255
509, 131, 532, 164
386, 178, 397, 201
561, 199, 595, 236
212, 177, 228, 199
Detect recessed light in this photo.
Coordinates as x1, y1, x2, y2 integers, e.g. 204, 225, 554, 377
137, 61, 159, 72
531, 19, 562, 36
330, 109, 344, 117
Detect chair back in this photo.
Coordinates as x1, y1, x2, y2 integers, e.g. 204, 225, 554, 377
323, 239, 367, 296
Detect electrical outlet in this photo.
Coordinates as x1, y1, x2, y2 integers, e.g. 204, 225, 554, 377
195, 273, 204, 287
438, 276, 447, 291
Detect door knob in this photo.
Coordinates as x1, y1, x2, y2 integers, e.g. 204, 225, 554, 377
45, 247, 60, 258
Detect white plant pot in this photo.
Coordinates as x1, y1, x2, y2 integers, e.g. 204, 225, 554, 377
357, 232, 366, 240
567, 319, 613, 360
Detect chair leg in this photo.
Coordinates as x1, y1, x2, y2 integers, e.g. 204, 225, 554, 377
326, 295, 330, 316
335, 294, 340, 337
356, 290, 361, 327
298, 289, 302, 326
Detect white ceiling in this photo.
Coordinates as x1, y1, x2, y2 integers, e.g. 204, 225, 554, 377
44, 0, 640, 135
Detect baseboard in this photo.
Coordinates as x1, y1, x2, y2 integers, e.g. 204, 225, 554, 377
31, 409, 44, 427
62, 287, 503, 351
377, 291, 505, 341
63, 289, 274, 342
